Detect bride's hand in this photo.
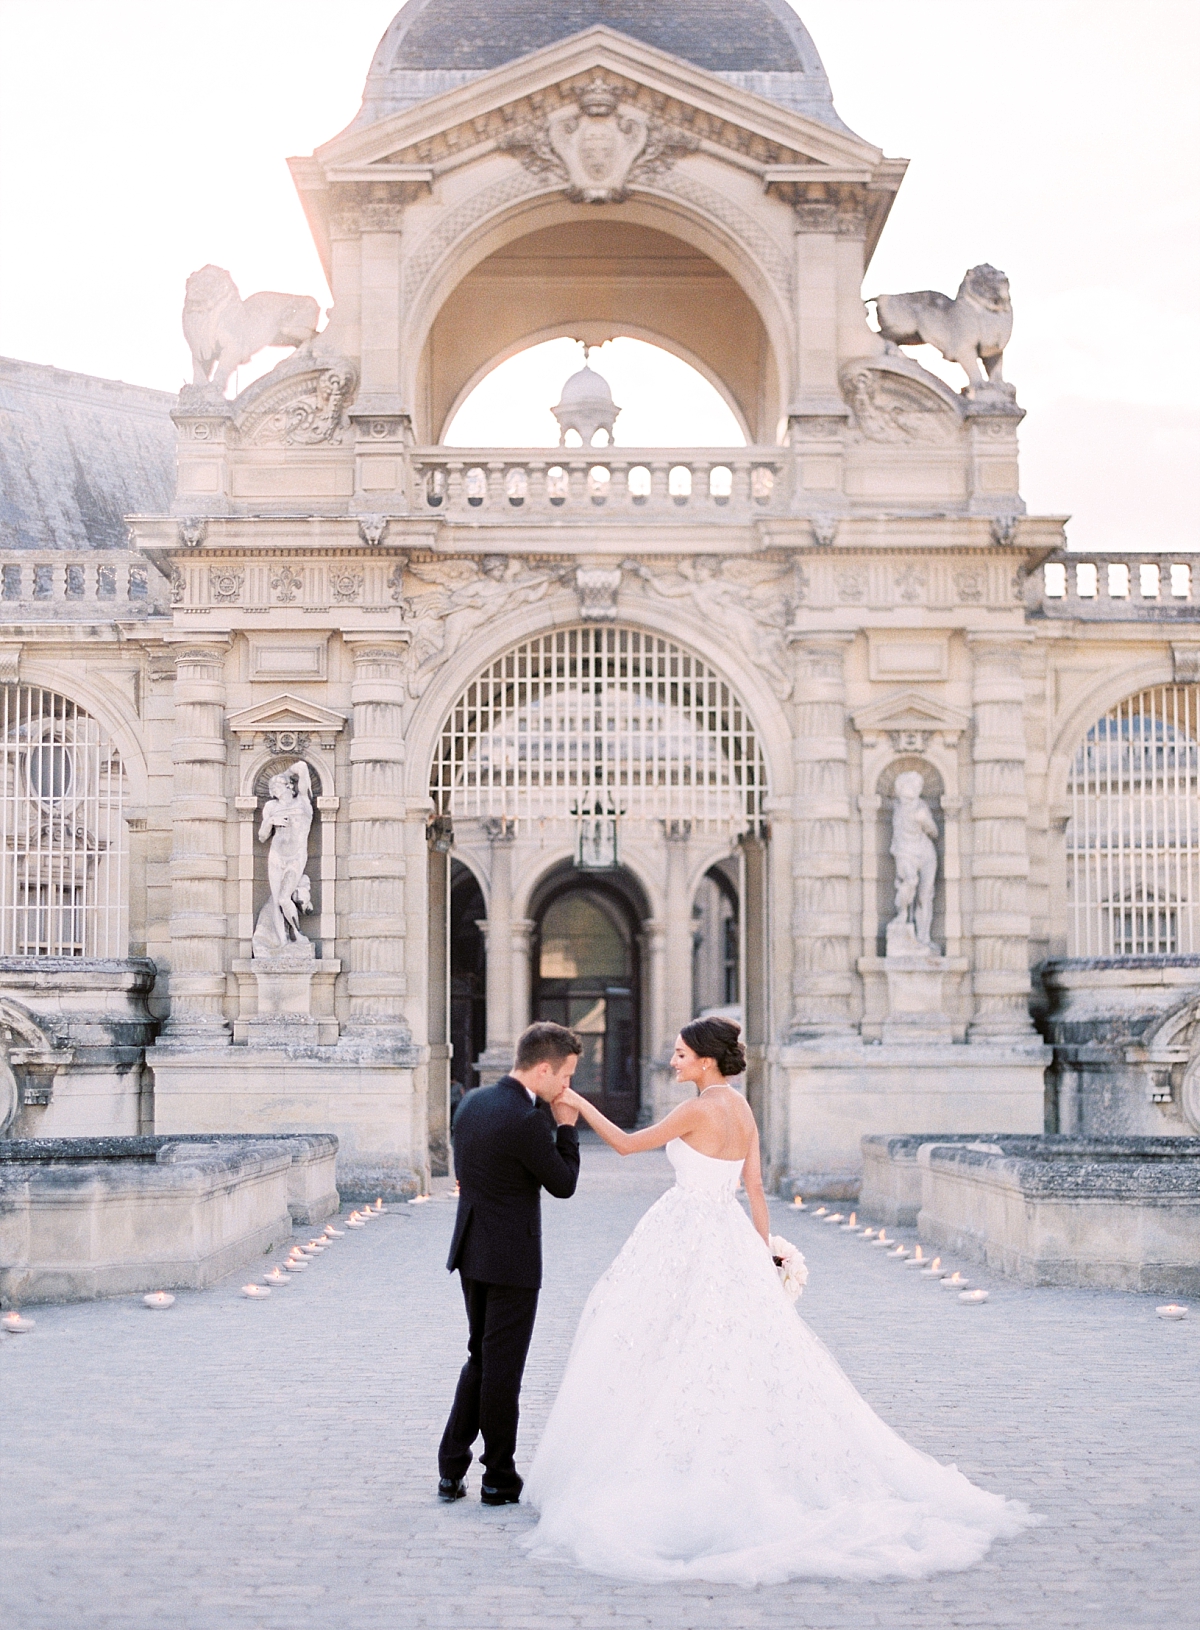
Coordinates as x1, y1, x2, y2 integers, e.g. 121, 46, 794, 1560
556, 1087, 588, 1112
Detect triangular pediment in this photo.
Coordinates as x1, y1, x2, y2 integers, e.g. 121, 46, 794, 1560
852, 691, 971, 738
291, 26, 901, 277
227, 694, 347, 736
313, 28, 884, 173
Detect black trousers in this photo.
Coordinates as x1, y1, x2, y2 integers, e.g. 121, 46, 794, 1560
438, 1276, 539, 1488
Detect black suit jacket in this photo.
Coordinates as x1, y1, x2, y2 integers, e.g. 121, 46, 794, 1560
446, 1075, 580, 1289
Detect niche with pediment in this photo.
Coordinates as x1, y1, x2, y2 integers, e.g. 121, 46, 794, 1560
251, 756, 324, 948
875, 757, 945, 956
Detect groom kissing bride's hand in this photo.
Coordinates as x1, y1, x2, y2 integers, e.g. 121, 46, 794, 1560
437, 1021, 583, 1508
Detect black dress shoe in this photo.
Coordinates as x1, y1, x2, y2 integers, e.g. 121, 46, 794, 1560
480, 1482, 522, 1506
438, 1476, 467, 1502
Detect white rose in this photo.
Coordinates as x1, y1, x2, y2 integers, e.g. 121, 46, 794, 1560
768, 1234, 808, 1302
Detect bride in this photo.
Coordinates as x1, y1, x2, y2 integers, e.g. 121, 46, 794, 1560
522, 1016, 1033, 1585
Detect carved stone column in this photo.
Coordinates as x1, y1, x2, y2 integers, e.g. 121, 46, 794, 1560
343, 634, 411, 1041
511, 917, 534, 1040
788, 632, 856, 1036
159, 637, 232, 1044
968, 633, 1038, 1040
476, 818, 516, 1085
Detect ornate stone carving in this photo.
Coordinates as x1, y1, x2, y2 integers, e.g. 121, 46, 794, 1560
401, 557, 568, 696
990, 513, 1020, 546
237, 356, 359, 447
498, 76, 699, 204
402, 170, 542, 307
894, 564, 927, 604
170, 565, 185, 605
1173, 645, 1200, 684
263, 730, 310, 757
810, 515, 838, 548
329, 567, 363, 604
576, 566, 621, 621
183, 265, 320, 396
271, 565, 304, 605
387, 561, 406, 604
622, 556, 794, 699
208, 565, 243, 604
252, 762, 315, 958
177, 518, 208, 549
329, 181, 409, 235
835, 567, 866, 603
873, 264, 1013, 394
888, 771, 940, 956
357, 515, 389, 548
841, 360, 960, 444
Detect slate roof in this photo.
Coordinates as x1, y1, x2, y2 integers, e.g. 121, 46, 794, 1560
0, 357, 176, 550
356, 0, 848, 129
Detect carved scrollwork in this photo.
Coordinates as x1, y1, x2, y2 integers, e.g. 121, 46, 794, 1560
233, 353, 360, 447
271, 565, 304, 605
841, 359, 961, 445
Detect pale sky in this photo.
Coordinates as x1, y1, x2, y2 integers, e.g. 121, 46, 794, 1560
0, 1, 1196, 549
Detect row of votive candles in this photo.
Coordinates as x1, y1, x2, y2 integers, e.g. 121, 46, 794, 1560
791, 1197, 987, 1303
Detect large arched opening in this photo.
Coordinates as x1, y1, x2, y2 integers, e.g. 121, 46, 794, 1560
429, 623, 771, 1126
414, 214, 785, 444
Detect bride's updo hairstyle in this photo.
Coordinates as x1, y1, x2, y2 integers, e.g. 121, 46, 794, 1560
679, 1016, 746, 1079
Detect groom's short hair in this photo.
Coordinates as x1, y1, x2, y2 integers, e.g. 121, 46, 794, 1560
514, 1021, 582, 1070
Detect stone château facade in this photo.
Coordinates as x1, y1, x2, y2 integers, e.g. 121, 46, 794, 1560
1, 1, 1198, 1195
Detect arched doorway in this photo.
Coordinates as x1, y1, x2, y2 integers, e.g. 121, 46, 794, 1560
449, 860, 487, 1110
531, 873, 641, 1128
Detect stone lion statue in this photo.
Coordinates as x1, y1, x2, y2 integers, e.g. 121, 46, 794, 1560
873, 264, 1012, 392
183, 264, 321, 395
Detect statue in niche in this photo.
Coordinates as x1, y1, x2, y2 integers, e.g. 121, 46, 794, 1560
888, 771, 939, 956
252, 762, 315, 958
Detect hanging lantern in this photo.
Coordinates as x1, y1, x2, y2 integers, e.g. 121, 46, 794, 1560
575, 797, 619, 870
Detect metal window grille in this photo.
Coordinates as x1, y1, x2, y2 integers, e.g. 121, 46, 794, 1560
430, 626, 767, 832
0, 685, 127, 956
1065, 685, 1200, 956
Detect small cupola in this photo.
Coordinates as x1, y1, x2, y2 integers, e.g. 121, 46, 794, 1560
550, 351, 621, 447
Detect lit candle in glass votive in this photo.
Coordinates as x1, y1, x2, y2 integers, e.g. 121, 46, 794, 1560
886, 1245, 909, 1259
822, 1212, 845, 1226
861, 1227, 877, 1240
840, 1212, 859, 1231
792, 1195, 805, 1209
2, 1311, 35, 1332
959, 1289, 989, 1304
940, 1272, 969, 1289
241, 1284, 271, 1299
871, 1230, 891, 1247
920, 1256, 944, 1278
1156, 1304, 1189, 1321
813, 1206, 828, 1217
263, 1269, 290, 1286
143, 1292, 175, 1309
905, 1246, 926, 1266
324, 1226, 344, 1238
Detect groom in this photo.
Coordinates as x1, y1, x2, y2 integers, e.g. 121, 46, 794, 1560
438, 1021, 582, 1506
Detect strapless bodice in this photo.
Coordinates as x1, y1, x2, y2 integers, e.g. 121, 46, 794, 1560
666, 1136, 744, 1198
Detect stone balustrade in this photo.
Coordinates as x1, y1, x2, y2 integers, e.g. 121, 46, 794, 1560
0, 551, 168, 618
405, 448, 786, 522
1030, 553, 1200, 621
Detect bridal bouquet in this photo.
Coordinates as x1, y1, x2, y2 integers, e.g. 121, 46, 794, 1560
769, 1234, 808, 1302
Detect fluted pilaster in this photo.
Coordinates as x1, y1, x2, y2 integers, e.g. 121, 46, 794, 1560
788, 632, 855, 1036
343, 634, 411, 1039
968, 633, 1037, 1040
160, 637, 231, 1043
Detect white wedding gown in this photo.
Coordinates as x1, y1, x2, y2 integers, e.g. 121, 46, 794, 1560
522, 1138, 1033, 1585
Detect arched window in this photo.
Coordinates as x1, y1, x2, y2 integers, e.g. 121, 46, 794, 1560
0, 685, 127, 956
430, 626, 766, 832
1065, 685, 1200, 956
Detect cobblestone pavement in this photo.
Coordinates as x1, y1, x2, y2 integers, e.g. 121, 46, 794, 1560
3, 1137, 1197, 1630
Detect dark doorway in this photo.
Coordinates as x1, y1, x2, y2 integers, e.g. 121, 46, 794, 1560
449, 861, 486, 1110
533, 880, 640, 1128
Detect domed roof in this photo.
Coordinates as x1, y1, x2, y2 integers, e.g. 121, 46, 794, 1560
356, 1, 846, 129
558, 363, 614, 407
